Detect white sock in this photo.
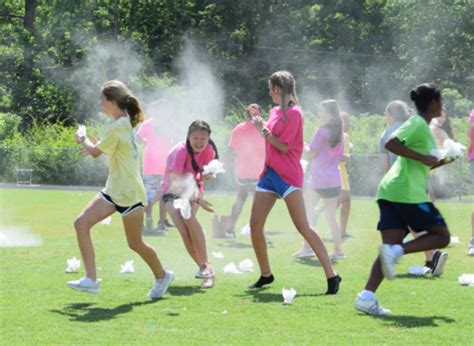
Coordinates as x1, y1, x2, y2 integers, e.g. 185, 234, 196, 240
391, 244, 404, 258
360, 290, 375, 301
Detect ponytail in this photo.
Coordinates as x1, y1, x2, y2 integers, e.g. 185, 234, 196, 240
126, 95, 145, 128
101, 80, 144, 128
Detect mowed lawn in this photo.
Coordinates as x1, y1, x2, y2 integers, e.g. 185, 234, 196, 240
0, 188, 472, 345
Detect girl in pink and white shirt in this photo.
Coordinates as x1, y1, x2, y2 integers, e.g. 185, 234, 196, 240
161, 120, 218, 288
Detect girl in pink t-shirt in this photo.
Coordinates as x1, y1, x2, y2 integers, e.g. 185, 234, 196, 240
248, 71, 341, 294
161, 120, 218, 288
294, 100, 345, 259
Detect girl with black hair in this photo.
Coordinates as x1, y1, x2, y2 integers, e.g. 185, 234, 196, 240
355, 83, 451, 316
161, 120, 218, 288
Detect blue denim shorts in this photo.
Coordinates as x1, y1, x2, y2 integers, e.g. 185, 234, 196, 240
256, 167, 300, 199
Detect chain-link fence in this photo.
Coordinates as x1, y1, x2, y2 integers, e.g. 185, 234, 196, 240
0, 147, 472, 199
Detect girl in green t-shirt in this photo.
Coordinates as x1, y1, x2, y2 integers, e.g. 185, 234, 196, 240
355, 83, 451, 316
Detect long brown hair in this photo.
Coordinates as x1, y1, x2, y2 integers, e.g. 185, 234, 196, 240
269, 71, 299, 120
320, 99, 342, 148
101, 80, 144, 128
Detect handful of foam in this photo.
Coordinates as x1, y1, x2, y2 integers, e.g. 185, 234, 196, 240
202, 159, 226, 178
430, 138, 466, 170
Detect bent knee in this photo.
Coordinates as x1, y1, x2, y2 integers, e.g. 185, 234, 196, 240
128, 240, 145, 252
439, 229, 451, 248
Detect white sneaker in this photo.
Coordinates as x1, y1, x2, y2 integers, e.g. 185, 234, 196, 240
355, 296, 391, 316
200, 276, 216, 289
379, 245, 401, 280
329, 249, 347, 260
195, 267, 214, 279
66, 276, 99, 294
148, 270, 174, 299
293, 248, 315, 258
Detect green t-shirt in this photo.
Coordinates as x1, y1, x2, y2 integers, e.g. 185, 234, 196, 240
96, 117, 147, 207
376, 115, 436, 203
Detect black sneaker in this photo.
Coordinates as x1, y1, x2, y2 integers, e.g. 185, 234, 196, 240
163, 219, 175, 228
326, 274, 342, 295
248, 274, 274, 289
430, 251, 448, 277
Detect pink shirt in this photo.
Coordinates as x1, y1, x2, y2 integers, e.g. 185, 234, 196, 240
308, 126, 344, 189
264, 105, 304, 188
136, 119, 173, 175
468, 109, 474, 161
161, 140, 215, 194
228, 121, 266, 180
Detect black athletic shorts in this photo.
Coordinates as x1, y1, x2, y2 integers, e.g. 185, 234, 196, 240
100, 192, 144, 216
162, 193, 179, 204
377, 199, 447, 233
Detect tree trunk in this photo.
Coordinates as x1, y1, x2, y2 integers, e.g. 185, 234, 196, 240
23, 0, 37, 78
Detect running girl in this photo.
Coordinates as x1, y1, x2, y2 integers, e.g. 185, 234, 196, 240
67, 80, 173, 299
355, 83, 450, 315
249, 71, 341, 294
161, 120, 218, 288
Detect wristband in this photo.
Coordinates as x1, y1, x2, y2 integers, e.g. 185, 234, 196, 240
261, 127, 270, 137
80, 136, 86, 143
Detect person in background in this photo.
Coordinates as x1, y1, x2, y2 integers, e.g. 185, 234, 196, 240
225, 104, 266, 239
467, 109, 474, 256
136, 100, 175, 234
338, 112, 352, 239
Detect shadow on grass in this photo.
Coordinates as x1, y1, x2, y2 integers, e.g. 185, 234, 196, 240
51, 300, 157, 322
377, 315, 455, 328
217, 241, 253, 249
167, 285, 206, 296
237, 287, 327, 304
397, 274, 435, 280
293, 257, 323, 267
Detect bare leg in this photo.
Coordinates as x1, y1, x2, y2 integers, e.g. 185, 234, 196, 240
296, 189, 321, 252
227, 185, 251, 233
123, 208, 165, 279
365, 229, 405, 292
183, 204, 210, 271
73, 194, 115, 280
323, 197, 343, 253
158, 199, 167, 224
365, 226, 450, 292
284, 190, 336, 278
166, 202, 202, 266
250, 192, 278, 275
339, 190, 351, 236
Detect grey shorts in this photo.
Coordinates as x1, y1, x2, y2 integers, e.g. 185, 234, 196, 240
143, 174, 163, 202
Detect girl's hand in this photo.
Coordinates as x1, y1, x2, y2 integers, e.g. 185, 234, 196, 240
202, 173, 214, 181
196, 198, 215, 213
420, 155, 439, 167
251, 116, 266, 132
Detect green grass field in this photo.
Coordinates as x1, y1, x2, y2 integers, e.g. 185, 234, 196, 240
0, 188, 472, 344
